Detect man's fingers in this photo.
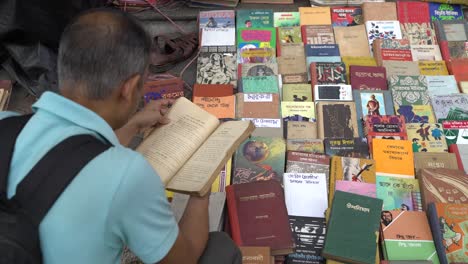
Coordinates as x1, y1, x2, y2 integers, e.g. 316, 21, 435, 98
159, 117, 171, 125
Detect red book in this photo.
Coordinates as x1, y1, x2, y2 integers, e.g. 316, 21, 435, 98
373, 39, 413, 66
449, 144, 468, 174
349, 65, 387, 90
331, 6, 362, 27
365, 115, 407, 152
226, 180, 294, 256
192, 84, 234, 98
448, 58, 468, 84
396, 1, 430, 23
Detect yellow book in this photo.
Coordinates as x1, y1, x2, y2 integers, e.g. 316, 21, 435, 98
299, 7, 332, 25
418, 61, 448, 76
460, 81, 468, 94
341, 56, 377, 82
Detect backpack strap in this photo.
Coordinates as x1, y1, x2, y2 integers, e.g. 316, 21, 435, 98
0, 114, 33, 201
0, 115, 112, 227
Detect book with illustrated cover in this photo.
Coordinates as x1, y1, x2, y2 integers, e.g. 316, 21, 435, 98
199, 10, 236, 48
329, 156, 376, 207
400, 23, 437, 46
323, 138, 370, 159
418, 168, 468, 210
395, 105, 436, 124
406, 123, 448, 153
389, 75, 429, 106
241, 62, 278, 77
364, 115, 407, 148
232, 137, 286, 184
274, 12, 300, 27
237, 27, 276, 59
410, 45, 442, 61
443, 41, 468, 61
376, 176, 422, 212
287, 216, 326, 264
282, 101, 316, 123
331, 6, 363, 27
136, 97, 255, 196
301, 25, 335, 45
426, 76, 459, 96
380, 211, 440, 264
323, 191, 383, 264
365, 21, 403, 55
236, 9, 273, 29
309, 62, 346, 88
283, 84, 313, 102
430, 94, 468, 120
285, 151, 330, 190
316, 102, 359, 139
287, 139, 324, 154
440, 120, 468, 147
427, 203, 468, 264
278, 26, 302, 45
196, 52, 237, 87
143, 77, 184, 102
372, 39, 412, 67
226, 180, 294, 256
313, 85, 352, 102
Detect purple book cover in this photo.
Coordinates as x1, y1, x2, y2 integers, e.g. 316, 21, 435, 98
349, 65, 387, 90
334, 180, 376, 198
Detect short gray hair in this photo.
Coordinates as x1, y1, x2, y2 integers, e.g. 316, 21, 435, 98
58, 9, 151, 99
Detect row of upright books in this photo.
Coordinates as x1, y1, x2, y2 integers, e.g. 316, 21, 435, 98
142, 2, 468, 264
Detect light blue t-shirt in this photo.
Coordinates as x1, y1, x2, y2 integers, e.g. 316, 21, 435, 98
0, 92, 179, 264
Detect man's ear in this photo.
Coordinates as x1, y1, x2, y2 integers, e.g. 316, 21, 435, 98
119, 74, 142, 102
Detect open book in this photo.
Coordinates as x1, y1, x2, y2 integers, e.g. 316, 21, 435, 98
137, 97, 255, 196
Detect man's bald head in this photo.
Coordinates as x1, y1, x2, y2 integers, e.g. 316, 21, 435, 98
58, 8, 151, 99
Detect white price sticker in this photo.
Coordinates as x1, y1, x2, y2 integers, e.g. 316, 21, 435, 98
242, 118, 281, 128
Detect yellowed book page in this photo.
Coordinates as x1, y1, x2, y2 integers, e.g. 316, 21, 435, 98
137, 97, 219, 184
167, 120, 254, 194
0, 89, 5, 110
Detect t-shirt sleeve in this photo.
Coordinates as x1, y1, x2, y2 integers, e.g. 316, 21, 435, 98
0, 111, 19, 120
107, 153, 179, 263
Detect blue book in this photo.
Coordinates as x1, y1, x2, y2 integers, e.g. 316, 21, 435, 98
429, 3, 464, 21
305, 44, 340, 57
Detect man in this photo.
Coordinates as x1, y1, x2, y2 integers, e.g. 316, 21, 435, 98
366, 94, 380, 116
381, 211, 393, 226
0, 9, 240, 264
244, 20, 252, 28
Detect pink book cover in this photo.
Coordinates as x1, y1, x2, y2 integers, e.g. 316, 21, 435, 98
334, 180, 376, 198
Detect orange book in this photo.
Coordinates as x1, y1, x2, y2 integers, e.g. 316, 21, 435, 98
372, 138, 414, 177
299, 7, 332, 26
192, 95, 236, 119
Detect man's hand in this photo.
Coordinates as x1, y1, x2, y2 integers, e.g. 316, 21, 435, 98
115, 99, 174, 146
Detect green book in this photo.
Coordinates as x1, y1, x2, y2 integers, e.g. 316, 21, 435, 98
388, 75, 430, 106
237, 27, 277, 50
323, 191, 383, 264
274, 12, 300, 27
236, 9, 273, 29
242, 76, 279, 93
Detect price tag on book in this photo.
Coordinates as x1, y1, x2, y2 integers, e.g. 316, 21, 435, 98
242, 118, 281, 128
244, 93, 273, 102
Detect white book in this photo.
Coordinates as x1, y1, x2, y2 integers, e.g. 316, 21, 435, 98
365, 20, 402, 56
410, 45, 442, 61
284, 172, 328, 218
426, 75, 460, 97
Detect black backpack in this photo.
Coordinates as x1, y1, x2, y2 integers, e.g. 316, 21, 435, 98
0, 115, 111, 264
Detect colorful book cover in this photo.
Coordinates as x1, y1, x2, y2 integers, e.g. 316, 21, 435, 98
299, 7, 332, 26
372, 139, 414, 177
354, 90, 394, 137
388, 75, 429, 106
426, 76, 459, 97
301, 25, 335, 45
196, 52, 237, 87
278, 26, 302, 45
282, 84, 313, 102
365, 21, 403, 55
381, 211, 440, 264
329, 156, 376, 206
373, 39, 413, 66
237, 27, 276, 51
395, 105, 436, 124
364, 115, 406, 138
429, 3, 464, 21
376, 176, 422, 211
232, 137, 286, 184
430, 94, 468, 120
310, 62, 347, 87
211, 159, 232, 192
331, 7, 363, 27
323, 138, 370, 159
410, 45, 442, 61
242, 76, 279, 93
316, 102, 359, 139
287, 139, 324, 154
334, 180, 376, 198
440, 120, 468, 147
238, 47, 275, 64
447, 41, 468, 60
427, 203, 468, 264
143, 78, 184, 102
281, 101, 316, 122
349, 66, 387, 90
285, 151, 329, 175
236, 9, 273, 29
401, 23, 438, 46
241, 62, 278, 77
199, 10, 236, 47
287, 216, 326, 264
273, 12, 300, 27
406, 123, 448, 153
418, 61, 449, 76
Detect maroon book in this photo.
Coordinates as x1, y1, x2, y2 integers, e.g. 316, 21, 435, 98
226, 180, 294, 256
349, 65, 387, 90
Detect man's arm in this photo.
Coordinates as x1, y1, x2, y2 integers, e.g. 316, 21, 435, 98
159, 195, 210, 264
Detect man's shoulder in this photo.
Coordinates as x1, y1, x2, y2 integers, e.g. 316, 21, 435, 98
0, 111, 20, 120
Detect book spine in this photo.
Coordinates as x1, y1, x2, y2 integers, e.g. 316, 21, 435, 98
276, 27, 281, 57
226, 186, 243, 246
310, 62, 318, 96
449, 144, 465, 173
373, 40, 384, 67
427, 203, 449, 264
411, 191, 423, 211
301, 25, 307, 45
